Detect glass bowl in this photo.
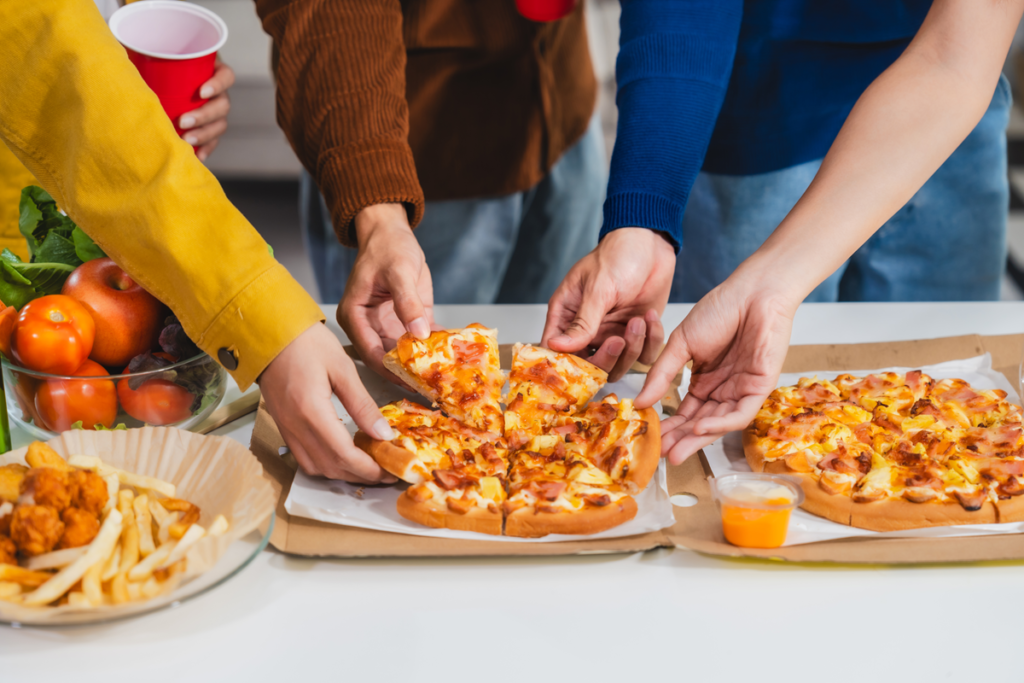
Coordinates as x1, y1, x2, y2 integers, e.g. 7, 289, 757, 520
1, 352, 226, 439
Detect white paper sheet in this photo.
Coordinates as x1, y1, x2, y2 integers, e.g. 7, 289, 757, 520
699, 354, 1024, 546
285, 370, 677, 542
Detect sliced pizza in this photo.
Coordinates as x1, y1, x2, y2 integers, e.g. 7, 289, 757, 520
503, 445, 636, 538
384, 324, 505, 434
504, 344, 607, 446
353, 400, 504, 484
556, 395, 661, 492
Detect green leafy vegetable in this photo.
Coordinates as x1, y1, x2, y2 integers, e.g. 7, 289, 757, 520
70, 421, 128, 431
19, 186, 78, 262
1, 250, 75, 297
72, 226, 106, 261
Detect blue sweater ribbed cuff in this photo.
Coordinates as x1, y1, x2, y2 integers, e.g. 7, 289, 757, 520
600, 192, 684, 252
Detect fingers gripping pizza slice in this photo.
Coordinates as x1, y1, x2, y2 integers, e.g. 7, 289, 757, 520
384, 324, 505, 434
504, 343, 607, 447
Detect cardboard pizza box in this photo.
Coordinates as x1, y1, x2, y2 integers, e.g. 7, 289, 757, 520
251, 333, 1024, 563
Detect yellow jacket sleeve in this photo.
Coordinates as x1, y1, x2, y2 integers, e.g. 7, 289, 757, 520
0, 0, 325, 389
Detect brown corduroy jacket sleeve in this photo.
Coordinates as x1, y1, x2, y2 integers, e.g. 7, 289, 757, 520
254, 0, 424, 247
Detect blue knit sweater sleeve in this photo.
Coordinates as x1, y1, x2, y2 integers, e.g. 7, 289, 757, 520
601, 0, 742, 251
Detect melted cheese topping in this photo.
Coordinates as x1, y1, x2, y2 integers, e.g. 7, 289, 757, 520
754, 371, 1024, 509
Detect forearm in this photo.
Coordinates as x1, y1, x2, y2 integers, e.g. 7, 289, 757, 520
739, 0, 1024, 304
0, 0, 324, 389
602, 0, 742, 250
255, 0, 423, 245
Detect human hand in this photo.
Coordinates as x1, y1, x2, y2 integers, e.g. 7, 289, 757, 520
635, 279, 798, 465
258, 323, 398, 482
542, 228, 674, 381
338, 203, 434, 383
178, 61, 235, 162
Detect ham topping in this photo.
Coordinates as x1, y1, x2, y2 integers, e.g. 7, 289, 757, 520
953, 489, 988, 511
530, 480, 567, 501
432, 469, 469, 491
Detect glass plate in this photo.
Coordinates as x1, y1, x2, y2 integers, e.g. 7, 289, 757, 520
0, 513, 273, 628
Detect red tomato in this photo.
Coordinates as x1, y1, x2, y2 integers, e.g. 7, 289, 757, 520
11, 295, 96, 375
35, 359, 117, 432
117, 352, 192, 425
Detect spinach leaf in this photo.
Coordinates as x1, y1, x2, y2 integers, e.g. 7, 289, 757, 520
36, 231, 82, 268
2, 259, 75, 296
18, 186, 77, 260
0, 258, 38, 309
72, 226, 105, 262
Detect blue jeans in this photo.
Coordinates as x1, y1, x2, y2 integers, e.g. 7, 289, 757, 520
672, 74, 1012, 303
301, 114, 606, 304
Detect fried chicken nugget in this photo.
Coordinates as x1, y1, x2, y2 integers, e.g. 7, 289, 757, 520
25, 441, 71, 471
57, 507, 100, 549
69, 469, 108, 516
0, 464, 27, 503
0, 534, 16, 565
20, 467, 71, 511
10, 505, 64, 556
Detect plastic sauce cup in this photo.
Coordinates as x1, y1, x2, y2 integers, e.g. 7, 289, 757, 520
108, 1, 228, 142
709, 474, 804, 549
515, 0, 578, 22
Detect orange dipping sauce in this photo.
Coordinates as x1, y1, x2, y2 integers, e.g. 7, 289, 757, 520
710, 475, 804, 549
721, 498, 794, 549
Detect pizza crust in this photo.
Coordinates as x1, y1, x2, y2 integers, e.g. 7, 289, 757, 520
382, 352, 437, 403
504, 496, 638, 538
623, 407, 661, 491
743, 429, 1003, 531
741, 426, 767, 473
396, 491, 503, 536
353, 431, 420, 483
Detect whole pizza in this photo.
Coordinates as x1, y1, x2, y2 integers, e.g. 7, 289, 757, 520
356, 325, 661, 538
743, 370, 1024, 531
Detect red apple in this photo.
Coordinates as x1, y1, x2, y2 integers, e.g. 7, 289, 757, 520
61, 258, 166, 368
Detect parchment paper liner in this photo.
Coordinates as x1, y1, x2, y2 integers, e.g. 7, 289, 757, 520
0, 427, 274, 624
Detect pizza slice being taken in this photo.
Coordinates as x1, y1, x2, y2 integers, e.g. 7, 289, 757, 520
504, 343, 607, 447
384, 323, 505, 434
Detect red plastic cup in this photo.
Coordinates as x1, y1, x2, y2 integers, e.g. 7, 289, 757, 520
515, 0, 577, 22
108, 1, 228, 141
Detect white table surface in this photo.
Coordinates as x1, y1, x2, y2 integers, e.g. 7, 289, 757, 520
4, 302, 1024, 683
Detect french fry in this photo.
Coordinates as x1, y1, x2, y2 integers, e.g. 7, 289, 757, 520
23, 546, 88, 571
110, 574, 129, 604
157, 512, 180, 545
67, 456, 175, 498
117, 488, 134, 515
0, 581, 22, 599
160, 498, 201, 540
160, 524, 205, 569
128, 540, 174, 582
133, 494, 155, 557
149, 498, 178, 544
26, 442, 71, 471
153, 559, 186, 583
126, 581, 142, 601
208, 515, 229, 537
140, 576, 162, 600
119, 521, 140, 576
101, 542, 121, 582
22, 508, 122, 607
82, 561, 103, 606
102, 473, 119, 515
66, 591, 90, 608
0, 564, 53, 588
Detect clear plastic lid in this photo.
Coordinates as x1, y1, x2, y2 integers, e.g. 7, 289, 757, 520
709, 473, 805, 511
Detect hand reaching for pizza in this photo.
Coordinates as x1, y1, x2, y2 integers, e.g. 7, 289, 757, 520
258, 323, 398, 483
542, 228, 674, 382
338, 203, 435, 384
635, 279, 798, 465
